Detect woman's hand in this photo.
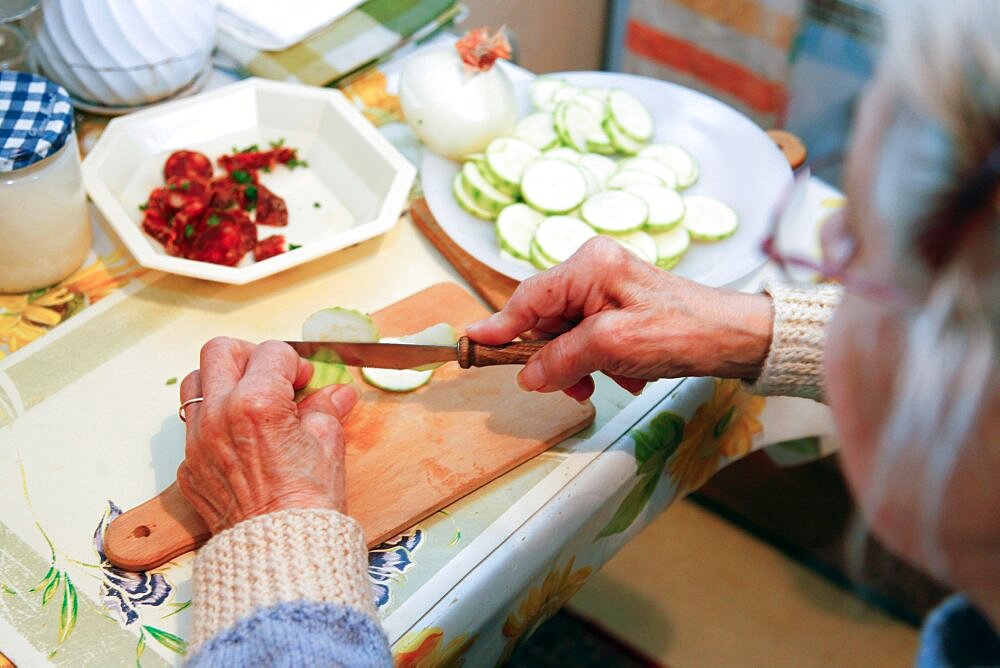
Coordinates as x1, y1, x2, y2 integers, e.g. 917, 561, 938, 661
466, 237, 774, 401
176, 337, 359, 534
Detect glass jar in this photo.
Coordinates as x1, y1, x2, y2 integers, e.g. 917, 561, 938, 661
0, 71, 90, 293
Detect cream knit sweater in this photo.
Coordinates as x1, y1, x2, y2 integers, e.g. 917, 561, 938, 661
748, 282, 843, 402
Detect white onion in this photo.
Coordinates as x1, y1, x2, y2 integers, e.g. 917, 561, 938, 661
399, 45, 518, 160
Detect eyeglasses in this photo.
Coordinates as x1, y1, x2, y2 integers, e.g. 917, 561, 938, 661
759, 163, 909, 306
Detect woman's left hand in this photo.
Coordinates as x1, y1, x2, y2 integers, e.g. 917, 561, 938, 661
176, 337, 359, 534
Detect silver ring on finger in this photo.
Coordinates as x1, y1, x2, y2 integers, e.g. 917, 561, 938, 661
179, 397, 204, 423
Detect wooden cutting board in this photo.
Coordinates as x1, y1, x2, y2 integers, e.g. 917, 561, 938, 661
105, 282, 595, 571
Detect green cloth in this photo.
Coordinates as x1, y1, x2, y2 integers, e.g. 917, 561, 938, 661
216, 0, 460, 86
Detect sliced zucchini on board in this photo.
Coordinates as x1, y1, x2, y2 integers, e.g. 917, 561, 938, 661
520, 159, 589, 215
580, 190, 649, 234
533, 215, 598, 264
485, 137, 541, 191
302, 307, 378, 343
681, 195, 739, 241
513, 112, 560, 150
639, 143, 699, 189
392, 322, 458, 371
611, 230, 658, 264
651, 225, 691, 270
608, 89, 654, 142
360, 323, 459, 391
496, 204, 545, 261
603, 117, 645, 155
361, 336, 435, 392
605, 169, 664, 190
298, 306, 377, 396
461, 161, 515, 213
531, 77, 568, 112
453, 173, 497, 220
361, 365, 433, 392
625, 183, 685, 231
618, 157, 678, 190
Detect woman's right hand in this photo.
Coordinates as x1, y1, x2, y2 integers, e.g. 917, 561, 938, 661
466, 237, 774, 401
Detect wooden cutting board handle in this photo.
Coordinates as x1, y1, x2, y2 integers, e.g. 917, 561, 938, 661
105, 482, 211, 572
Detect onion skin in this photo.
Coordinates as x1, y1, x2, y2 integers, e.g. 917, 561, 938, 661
399, 45, 518, 160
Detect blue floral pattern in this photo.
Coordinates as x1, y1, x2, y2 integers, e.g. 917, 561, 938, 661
93, 501, 173, 626
368, 529, 423, 609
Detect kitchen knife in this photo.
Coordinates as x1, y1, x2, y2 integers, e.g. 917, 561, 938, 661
284, 336, 546, 370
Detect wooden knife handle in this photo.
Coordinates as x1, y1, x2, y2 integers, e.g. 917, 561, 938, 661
457, 336, 546, 368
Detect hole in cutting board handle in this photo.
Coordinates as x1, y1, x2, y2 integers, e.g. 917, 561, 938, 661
133, 525, 151, 538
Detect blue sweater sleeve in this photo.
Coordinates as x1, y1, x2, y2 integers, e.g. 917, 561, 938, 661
186, 601, 392, 667
917, 595, 1000, 667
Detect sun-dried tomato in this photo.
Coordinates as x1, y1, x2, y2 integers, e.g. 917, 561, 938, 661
142, 208, 175, 247
163, 150, 213, 183
208, 175, 245, 211
186, 213, 257, 266
253, 235, 286, 261
217, 147, 299, 173
165, 175, 208, 200
147, 143, 299, 267
255, 183, 288, 227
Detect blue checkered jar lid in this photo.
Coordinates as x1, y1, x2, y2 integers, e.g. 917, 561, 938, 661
0, 71, 74, 173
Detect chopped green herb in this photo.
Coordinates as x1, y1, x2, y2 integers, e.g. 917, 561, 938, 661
231, 170, 252, 184
244, 185, 258, 201
166, 183, 177, 191
239, 143, 259, 153
165, 377, 177, 385
262, 165, 271, 173
313, 201, 321, 208
288, 243, 301, 250
206, 214, 221, 227
269, 138, 285, 148
180, 180, 190, 191
138, 203, 148, 211
286, 158, 309, 170
184, 224, 195, 239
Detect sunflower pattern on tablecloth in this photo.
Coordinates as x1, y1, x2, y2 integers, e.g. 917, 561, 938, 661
667, 379, 765, 493
0, 249, 143, 358
392, 625, 475, 668
597, 379, 766, 539
499, 556, 593, 663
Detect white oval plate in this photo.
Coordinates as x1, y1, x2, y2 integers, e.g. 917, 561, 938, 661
421, 71, 791, 287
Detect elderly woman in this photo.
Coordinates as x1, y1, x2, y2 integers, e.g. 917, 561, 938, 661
178, 1, 998, 665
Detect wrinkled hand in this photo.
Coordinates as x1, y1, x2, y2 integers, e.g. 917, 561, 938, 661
466, 237, 774, 401
176, 338, 358, 534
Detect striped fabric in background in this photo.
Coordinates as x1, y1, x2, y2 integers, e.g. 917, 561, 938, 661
621, 0, 804, 129
617, 0, 882, 186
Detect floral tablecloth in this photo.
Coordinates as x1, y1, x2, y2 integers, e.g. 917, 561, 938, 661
0, 47, 843, 667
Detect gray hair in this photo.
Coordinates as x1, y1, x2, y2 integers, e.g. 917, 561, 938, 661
863, 0, 999, 580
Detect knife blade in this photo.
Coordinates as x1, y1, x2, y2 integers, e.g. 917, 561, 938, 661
284, 336, 546, 370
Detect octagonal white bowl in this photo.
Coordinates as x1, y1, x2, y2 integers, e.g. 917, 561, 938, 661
82, 78, 416, 284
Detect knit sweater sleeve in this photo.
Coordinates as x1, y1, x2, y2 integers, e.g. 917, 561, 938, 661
184, 509, 391, 667
746, 282, 844, 402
